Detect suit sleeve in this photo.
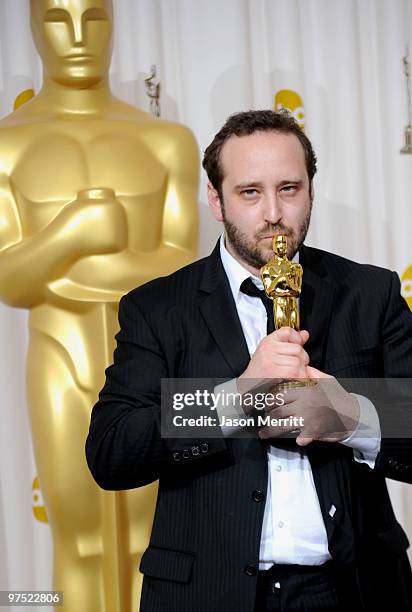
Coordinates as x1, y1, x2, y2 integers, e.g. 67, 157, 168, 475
85, 293, 230, 490
373, 271, 412, 483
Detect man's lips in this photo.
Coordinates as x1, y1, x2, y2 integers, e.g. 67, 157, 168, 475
261, 232, 292, 240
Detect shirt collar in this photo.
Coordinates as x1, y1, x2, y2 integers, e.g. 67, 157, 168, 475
219, 232, 299, 300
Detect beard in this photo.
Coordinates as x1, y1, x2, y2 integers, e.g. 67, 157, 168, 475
221, 202, 312, 269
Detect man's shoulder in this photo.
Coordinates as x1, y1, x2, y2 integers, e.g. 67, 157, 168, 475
122, 252, 212, 310
303, 245, 395, 285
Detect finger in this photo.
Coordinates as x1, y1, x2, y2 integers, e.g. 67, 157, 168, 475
270, 344, 310, 367
270, 327, 305, 345
258, 423, 303, 439
296, 435, 314, 446
263, 405, 291, 418
268, 366, 309, 383
299, 330, 310, 344
279, 386, 311, 404
271, 354, 309, 370
306, 365, 333, 379
260, 406, 305, 432
269, 340, 308, 355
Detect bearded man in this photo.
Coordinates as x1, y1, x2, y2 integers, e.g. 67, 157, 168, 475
86, 110, 412, 612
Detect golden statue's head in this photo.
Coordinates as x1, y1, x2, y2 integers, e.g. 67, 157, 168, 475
30, 0, 113, 87
273, 235, 287, 257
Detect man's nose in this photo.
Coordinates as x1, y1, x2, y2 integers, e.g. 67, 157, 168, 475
263, 193, 282, 225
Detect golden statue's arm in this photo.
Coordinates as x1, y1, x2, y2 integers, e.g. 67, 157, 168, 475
126, 123, 200, 284
152, 123, 199, 254
0, 180, 127, 308
282, 266, 303, 294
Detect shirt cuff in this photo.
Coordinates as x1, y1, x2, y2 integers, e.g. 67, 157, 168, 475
340, 394, 381, 468
214, 378, 245, 437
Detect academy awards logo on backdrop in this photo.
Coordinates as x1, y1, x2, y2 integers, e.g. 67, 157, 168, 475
401, 265, 412, 310
32, 476, 48, 524
274, 90, 305, 129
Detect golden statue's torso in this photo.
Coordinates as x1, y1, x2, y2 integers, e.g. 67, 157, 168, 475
1, 113, 179, 297
0, 103, 198, 388
262, 258, 302, 297
260, 237, 303, 332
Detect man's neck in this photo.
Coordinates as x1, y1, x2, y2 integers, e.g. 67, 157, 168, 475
223, 236, 261, 278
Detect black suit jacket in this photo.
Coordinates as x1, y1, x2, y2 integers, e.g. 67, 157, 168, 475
86, 241, 412, 612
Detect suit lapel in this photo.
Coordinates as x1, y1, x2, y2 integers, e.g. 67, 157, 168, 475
198, 242, 337, 375
299, 245, 336, 370
198, 241, 250, 377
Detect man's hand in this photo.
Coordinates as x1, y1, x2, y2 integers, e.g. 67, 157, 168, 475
258, 366, 361, 446
238, 327, 310, 396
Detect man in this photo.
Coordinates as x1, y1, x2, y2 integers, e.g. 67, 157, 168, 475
86, 110, 412, 612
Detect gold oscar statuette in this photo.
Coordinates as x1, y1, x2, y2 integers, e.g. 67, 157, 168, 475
400, 46, 412, 154
260, 235, 302, 330
0, 1, 199, 611
260, 235, 311, 390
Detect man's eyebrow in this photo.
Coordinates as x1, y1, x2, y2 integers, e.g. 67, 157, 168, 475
234, 181, 264, 190
234, 179, 304, 190
278, 179, 304, 186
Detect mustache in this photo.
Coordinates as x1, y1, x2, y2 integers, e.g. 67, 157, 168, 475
256, 224, 294, 240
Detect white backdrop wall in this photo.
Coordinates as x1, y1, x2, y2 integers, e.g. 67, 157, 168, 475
0, 0, 411, 609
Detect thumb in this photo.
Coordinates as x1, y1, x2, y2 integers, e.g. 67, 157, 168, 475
296, 434, 313, 446
306, 365, 332, 379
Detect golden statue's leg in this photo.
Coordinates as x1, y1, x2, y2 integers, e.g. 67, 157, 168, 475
275, 299, 288, 330
122, 485, 158, 611
95, 304, 159, 611
27, 330, 125, 612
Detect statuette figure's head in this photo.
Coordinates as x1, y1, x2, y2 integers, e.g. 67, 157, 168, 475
30, 0, 113, 87
273, 235, 287, 257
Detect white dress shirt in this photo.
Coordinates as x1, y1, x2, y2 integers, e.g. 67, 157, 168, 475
215, 234, 381, 569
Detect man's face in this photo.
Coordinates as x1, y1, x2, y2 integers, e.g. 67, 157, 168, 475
208, 130, 313, 272
30, 0, 113, 87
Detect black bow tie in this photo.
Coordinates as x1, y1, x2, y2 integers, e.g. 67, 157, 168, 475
240, 277, 275, 334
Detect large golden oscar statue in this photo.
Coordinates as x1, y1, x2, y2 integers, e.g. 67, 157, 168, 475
0, 1, 199, 610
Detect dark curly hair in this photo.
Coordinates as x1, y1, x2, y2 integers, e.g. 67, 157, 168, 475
202, 109, 317, 201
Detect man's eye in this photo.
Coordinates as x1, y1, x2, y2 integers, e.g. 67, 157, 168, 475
241, 189, 258, 197
281, 185, 297, 192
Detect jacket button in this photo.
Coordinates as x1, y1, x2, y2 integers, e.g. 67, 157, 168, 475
252, 490, 264, 503
388, 459, 399, 468
182, 449, 190, 459
191, 445, 200, 456
244, 564, 257, 576
200, 442, 209, 454
173, 452, 181, 462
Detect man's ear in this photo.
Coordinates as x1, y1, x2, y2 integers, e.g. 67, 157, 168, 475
309, 181, 314, 203
207, 182, 224, 222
